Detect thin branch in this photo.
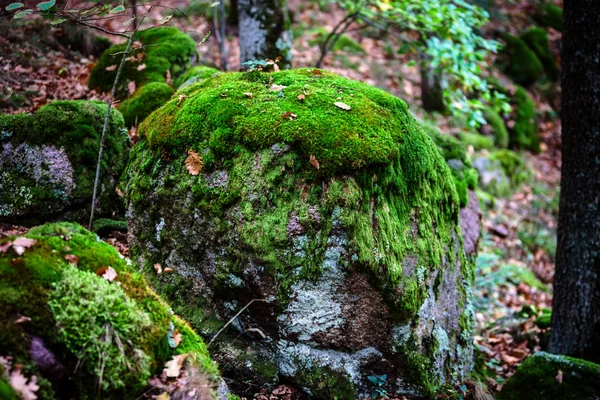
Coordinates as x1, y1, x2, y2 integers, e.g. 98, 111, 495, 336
316, 11, 360, 68
208, 298, 266, 348
57, 11, 131, 38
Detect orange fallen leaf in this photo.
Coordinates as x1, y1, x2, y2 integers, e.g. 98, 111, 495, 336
105, 64, 117, 71
64, 254, 79, 265
309, 155, 320, 170
164, 354, 188, 378
282, 112, 297, 120
185, 150, 202, 175
102, 267, 118, 282
173, 329, 182, 347
128, 81, 136, 96
12, 237, 36, 255
243, 92, 253, 98
163, 267, 174, 273
297, 94, 305, 101
154, 263, 163, 274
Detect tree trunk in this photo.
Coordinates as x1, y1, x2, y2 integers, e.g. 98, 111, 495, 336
238, 0, 292, 69
549, 0, 600, 363
228, 0, 239, 26
420, 62, 446, 113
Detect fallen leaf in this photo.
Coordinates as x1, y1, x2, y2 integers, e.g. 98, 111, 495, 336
136, 63, 146, 71
334, 101, 351, 111
14, 316, 31, 324
156, 393, 170, 400
101, 267, 118, 282
177, 94, 186, 106
132, 40, 143, 49
556, 369, 563, 383
282, 112, 297, 120
0, 241, 12, 253
10, 369, 39, 400
312, 69, 322, 76
185, 150, 202, 175
173, 329, 182, 347
127, 81, 136, 96
269, 83, 286, 91
163, 267, 174, 273
105, 64, 117, 71
116, 187, 125, 198
164, 354, 187, 378
243, 92, 253, 98
64, 254, 79, 265
309, 155, 320, 170
12, 237, 36, 255
297, 94, 305, 101
165, 69, 172, 86
154, 263, 163, 274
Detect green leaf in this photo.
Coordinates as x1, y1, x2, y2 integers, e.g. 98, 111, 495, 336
123, 17, 135, 27
407, 60, 417, 67
209, 2, 220, 7
36, 0, 55, 11
110, 5, 125, 13
14, 8, 32, 18
397, 43, 411, 54
6, 3, 24, 11
50, 17, 67, 24
159, 15, 172, 25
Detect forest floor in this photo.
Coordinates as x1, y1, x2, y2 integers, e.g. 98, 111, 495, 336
0, 0, 562, 398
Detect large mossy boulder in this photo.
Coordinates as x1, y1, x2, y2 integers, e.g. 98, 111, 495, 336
499, 352, 600, 400
0, 100, 129, 224
125, 69, 477, 398
88, 27, 196, 99
0, 222, 220, 400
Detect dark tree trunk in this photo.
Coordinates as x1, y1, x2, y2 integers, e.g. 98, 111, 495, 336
549, 0, 600, 363
420, 62, 446, 113
228, 0, 239, 26
238, 0, 292, 69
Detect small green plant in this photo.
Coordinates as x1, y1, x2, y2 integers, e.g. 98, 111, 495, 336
368, 374, 388, 399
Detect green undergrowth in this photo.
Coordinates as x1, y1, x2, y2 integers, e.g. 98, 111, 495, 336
537, 4, 563, 32
0, 222, 218, 399
458, 131, 494, 151
174, 65, 220, 89
500, 33, 543, 86
521, 27, 559, 81
511, 86, 540, 152
308, 27, 366, 54
118, 82, 175, 127
92, 218, 128, 235
482, 108, 508, 148
88, 27, 196, 99
0, 100, 128, 224
499, 352, 600, 400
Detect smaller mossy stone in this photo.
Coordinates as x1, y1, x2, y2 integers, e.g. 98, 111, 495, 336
500, 34, 544, 87
488, 149, 530, 186
535, 313, 551, 329
0, 100, 129, 224
521, 27, 559, 81
537, 4, 563, 32
118, 82, 175, 127
482, 108, 509, 148
458, 131, 495, 151
499, 352, 600, 400
510, 86, 540, 152
0, 222, 219, 399
88, 27, 197, 99
174, 65, 220, 89
92, 218, 128, 235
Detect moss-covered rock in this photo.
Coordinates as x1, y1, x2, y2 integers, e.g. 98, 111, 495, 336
499, 352, 600, 400
88, 27, 197, 99
510, 86, 540, 152
500, 34, 544, 86
521, 27, 559, 81
0, 222, 220, 399
473, 149, 530, 197
537, 4, 563, 32
482, 107, 509, 148
457, 132, 495, 151
125, 69, 476, 398
0, 100, 129, 224
92, 218, 128, 235
174, 66, 220, 89
118, 82, 175, 127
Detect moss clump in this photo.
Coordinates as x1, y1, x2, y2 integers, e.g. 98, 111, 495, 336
308, 28, 365, 54
510, 86, 540, 152
482, 107, 509, 148
0, 222, 219, 399
488, 149, 530, 186
500, 34, 543, 86
535, 312, 551, 329
174, 66, 220, 89
458, 131, 494, 151
0, 100, 129, 224
88, 27, 196, 99
118, 82, 175, 127
294, 366, 357, 400
499, 352, 600, 400
521, 27, 559, 81
92, 218, 128, 235
537, 4, 563, 32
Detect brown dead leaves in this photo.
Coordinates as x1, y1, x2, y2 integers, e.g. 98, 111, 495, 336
309, 155, 320, 170
0, 237, 36, 256
185, 150, 202, 175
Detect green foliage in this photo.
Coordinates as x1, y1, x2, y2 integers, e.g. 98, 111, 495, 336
458, 131, 494, 151
308, 27, 365, 54
510, 86, 540, 152
537, 4, 563, 32
521, 27, 559, 81
118, 82, 175, 127
88, 27, 197, 99
482, 107, 508, 148
500, 34, 543, 86
174, 65, 220, 89
499, 352, 600, 400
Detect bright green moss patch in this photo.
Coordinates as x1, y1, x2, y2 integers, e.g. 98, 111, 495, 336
0, 222, 219, 399
521, 27, 559, 81
88, 27, 196, 99
500, 34, 543, 86
174, 65, 220, 89
499, 352, 600, 400
537, 4, 563, 32
118, 82, 175, 127
482, 107, 509, 148
510, 86, 540, 152
0, 100, 129, 224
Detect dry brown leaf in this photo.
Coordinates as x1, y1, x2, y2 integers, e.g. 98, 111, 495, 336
555, 369, 563, 383
127, 81, 136, 96
133, 40, 143, 48
173, 329, 182, 347
185, 150, 202, 175
12, 237, 36, 256
105, 65, 117, 71
0, 241, 12, 253
312, 69, 322, 76
164, 354, 188, 378
116, 187, 125, 198
163, 267, 174, 273
101, 267, 118, 282
154, 263, 163, 274
177, 94, 186, 106
64, 254, 79, 265
136, 63, 146, 71
14, 316, 31, 324
244, 92, 253, 98
297, 94, 305, 101
282, 112, 297, 120
156, 393, 170, 400
166, 69, 172, 86
309, 155, 320, 170
10, 369, 39, 400
269, 83, 286, 91
334, 101, 351, 111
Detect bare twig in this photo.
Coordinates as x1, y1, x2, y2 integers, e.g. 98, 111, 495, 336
316, 11, 360, 67
208, 298, 266, 348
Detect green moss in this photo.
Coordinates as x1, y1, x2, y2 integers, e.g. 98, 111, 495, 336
308, 28, 365, 54
535, 313, 551, 329
174, 66, 220, 89
499, 352, 600, 400
294, 365, 357, 400
0, 222, 219, 399
92, 218, 128, 235
510, 86, 540, 152
500, 34, 543, 86
118, 82, 175, 127
488, 149, 530, 186
88, 27, 197, 99
458, 131, 494, 151
537, 4, 563, 32
0, 100, 128, 224
521, 27, 559, 81
482, 107, 509, 148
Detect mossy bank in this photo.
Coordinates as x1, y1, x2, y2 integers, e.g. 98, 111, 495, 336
0, 222, 220, 399
0, 100, 129, 224
125, 69, 477, 398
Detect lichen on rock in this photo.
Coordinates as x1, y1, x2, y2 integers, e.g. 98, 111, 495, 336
0, 222, 220, 399
0, 100, 129, 224
125, 69, 477, 398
